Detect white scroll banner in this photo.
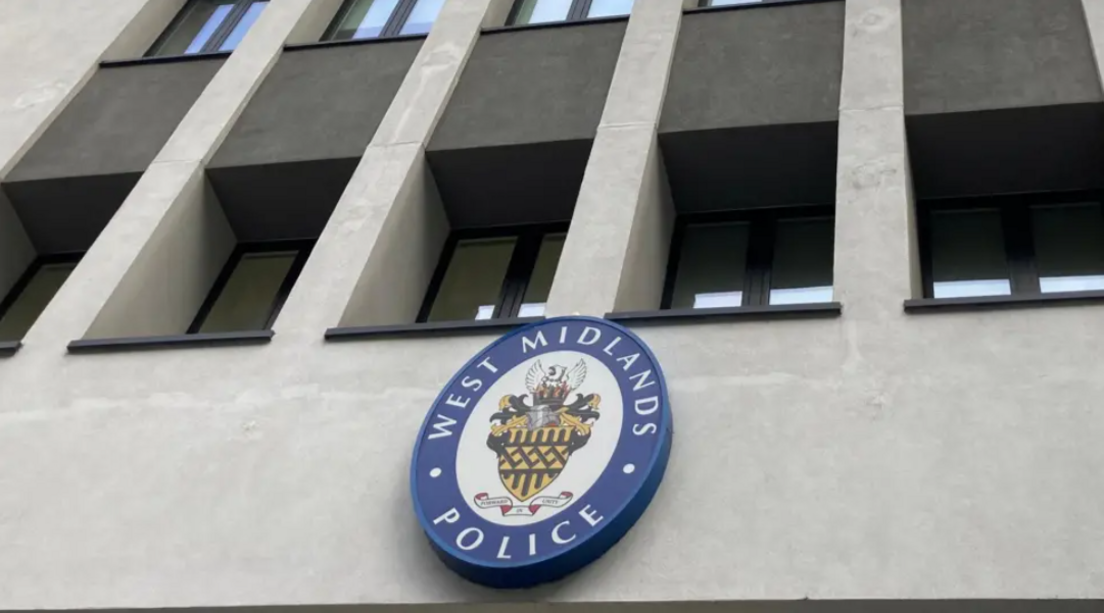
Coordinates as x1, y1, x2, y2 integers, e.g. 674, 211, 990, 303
474, 492, 574, 517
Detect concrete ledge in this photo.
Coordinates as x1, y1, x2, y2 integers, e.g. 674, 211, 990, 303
67, 330, 274, 354
325, 317, 544, 340
685, 0, 843, 15
99, 51, 232, 67
0, 340, 21, 357
481, 14, 629, 35
606, 302, 842, 325
283, 33, 428, 51
904, 291, 1104, 313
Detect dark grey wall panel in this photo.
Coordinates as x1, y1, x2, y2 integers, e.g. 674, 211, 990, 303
2, 173, 140, 253
7, 59, 224, 182
903, 0, 1102, 115
907, 103, 1104, 199
660, 1, 844, 134
427, 140, 591, 228
210, 39, 423, 169
429, 21, 626, 152
660, 122, 838, 213
207, 158, 359, 242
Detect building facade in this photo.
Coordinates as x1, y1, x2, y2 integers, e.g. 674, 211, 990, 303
1, 0, 1104, 609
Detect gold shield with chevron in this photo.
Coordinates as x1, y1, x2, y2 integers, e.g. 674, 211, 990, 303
495, 422, 577, 501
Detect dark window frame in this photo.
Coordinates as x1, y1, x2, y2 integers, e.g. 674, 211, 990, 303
188, 240, 314, 334
323, 0, 433, 41
418, 223, 569, 323
661, 205, 834, 310
506, 0, 626, 26
917, 190, 1104, 299
0, 253, 83, 338
147, 0, 266, 57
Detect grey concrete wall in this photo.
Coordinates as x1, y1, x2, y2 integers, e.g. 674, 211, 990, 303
428, 20, 627, 151
4, 0, 1104, 610
661, 0, 845, 133
903, 0, 1102, 115
6, 59, 225, 182
210, 39, 423, 168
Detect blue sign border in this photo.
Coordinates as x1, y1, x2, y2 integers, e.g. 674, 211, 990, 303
409, 316, 673, 588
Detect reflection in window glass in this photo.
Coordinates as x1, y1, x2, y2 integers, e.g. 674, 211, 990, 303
197, 251, 296, 333
218, 1, 268, 51
153, 0, 236, 56
332, 0, 401, 40
0, 261, 78, 342
671, 222, 749, 309
428, 238, 517, 322
930, 209, 1011, 299
400, 0, 446, 34
511, 0, 572, 24
587, 0, 634, 18
519, 234, 566, 318
1032, 203, 1104, 293
769, 217, 834, 305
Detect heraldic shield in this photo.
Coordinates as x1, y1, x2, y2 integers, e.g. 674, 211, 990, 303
485, 359, 602, 510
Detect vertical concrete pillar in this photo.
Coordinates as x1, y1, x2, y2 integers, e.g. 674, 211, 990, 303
1082, 0, 1104, 73
22, 0, 325, 345
833, 0, 918, 319
278, 0, 514, 337
545, 0, 685, 318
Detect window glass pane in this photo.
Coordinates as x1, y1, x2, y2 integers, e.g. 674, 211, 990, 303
332, 0, 401, 40
197, 251, 296, 333
511, 0, 572, 24
153, 0, 236, 56
400, 0, 445, 34
428, 238, 516, 322
930, 209, 1011, 299
1032, 202, 1104, 293
519, 233, 566, 318
769, 217, 834, 305
0, 261, 77, 342
670, 222, 749, 309
218, 1, 268, 51
587, 0, 634, 18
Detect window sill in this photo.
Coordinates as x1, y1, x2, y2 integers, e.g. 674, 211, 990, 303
606, 302, 842, 326
325, 317, 544, 341
904, 290, 1104, 313
0, 341, 21, 357
684, 0, 842, 16
67, 330, 274, 354
284, 32, 428, 52
482, 14, 630, 36
100, 51, 233, 68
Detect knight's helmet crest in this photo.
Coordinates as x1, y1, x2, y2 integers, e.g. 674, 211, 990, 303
528, 360, 587, 405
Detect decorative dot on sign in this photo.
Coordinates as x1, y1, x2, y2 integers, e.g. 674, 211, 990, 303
430, 468, 442, 478
623, 464, 635, 475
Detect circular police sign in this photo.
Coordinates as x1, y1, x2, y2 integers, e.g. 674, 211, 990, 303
410, 316, 673, 588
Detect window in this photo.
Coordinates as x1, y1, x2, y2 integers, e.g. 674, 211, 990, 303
663, 208, 835, 310
189, 242, 312, 334
419, 226, 567, 322
920, 194, 1104, 299
324, 0, 445, 41
147, 0, 269, 57
0, 255, 81, 342
508, 0, 634, 26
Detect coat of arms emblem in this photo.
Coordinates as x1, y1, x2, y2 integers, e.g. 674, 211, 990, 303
411, 316, 672, 588
473, 359, 601, 516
